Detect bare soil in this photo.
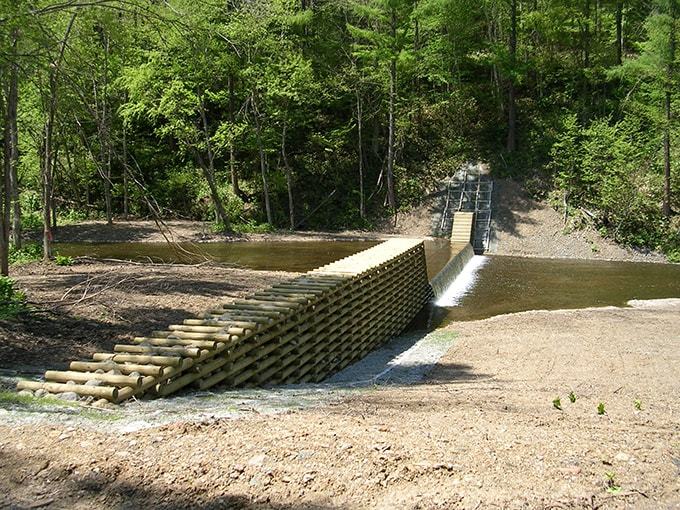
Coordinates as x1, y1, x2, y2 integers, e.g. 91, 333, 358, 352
1, 301, 678, 509
0, 261, 295, 372
490, 179, 667, 262
27, 220, 389, 245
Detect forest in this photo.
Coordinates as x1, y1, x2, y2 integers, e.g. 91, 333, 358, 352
0, 0, 678, 274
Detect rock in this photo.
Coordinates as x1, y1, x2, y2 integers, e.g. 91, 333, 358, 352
233, 464, 245, 473
615, 452, 630, 462
248, 453, 267, 467
34, 389, 48, 397
91, 399, 111, 409
129, 371, 141, 378
57, 392, 79, 401
295, 450, 315, 460
17, 390, 33, 397
338, 443, 353, 451
106, 369, 122, 376
302, 473, 315, 484
558, 466, 582, 475
85, 379, 103, 387
66, 380, 76, 385
94, 369, 105, 374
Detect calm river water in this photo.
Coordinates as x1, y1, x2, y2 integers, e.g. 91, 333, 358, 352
55, 240, 680, 323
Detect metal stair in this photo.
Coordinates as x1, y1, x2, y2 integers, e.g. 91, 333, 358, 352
437, 167, 494, 253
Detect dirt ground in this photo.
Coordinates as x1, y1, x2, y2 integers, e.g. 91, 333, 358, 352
26, 220, 389, 245
2, 181, 676, 508
0, 261, 295, 372
1, 301, 678, 509
490, 179, 668, 262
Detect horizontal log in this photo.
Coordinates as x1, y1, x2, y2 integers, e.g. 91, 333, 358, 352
114, 344, 200, 357
69, 361, 164, 377
92, 352, 181, 366
45, 370, 142, 388
17, 380, 118, 401
132, 337, 218, 349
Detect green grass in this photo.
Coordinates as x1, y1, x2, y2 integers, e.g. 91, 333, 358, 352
0, 389, 124, 421
0, 389, 78, 408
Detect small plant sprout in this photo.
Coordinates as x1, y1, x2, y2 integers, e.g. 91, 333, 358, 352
553, 397, 562, 410
605, 471, 621, 494
597, 402, 606, 415
634, 399, 642, 411
568, 391, 576, 403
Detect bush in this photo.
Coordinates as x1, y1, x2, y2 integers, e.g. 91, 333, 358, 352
230, 220, 275, 234
0, 276, 26, 319
54, 255, 74, 266
9, 243, 42, 265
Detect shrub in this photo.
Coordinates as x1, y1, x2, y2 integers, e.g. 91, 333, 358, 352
0, 276, 26, 319
9, 243, 42, 265
54, 255, 74, 266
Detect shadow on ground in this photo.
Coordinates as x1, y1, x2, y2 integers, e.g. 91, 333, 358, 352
0, 447, 333, 510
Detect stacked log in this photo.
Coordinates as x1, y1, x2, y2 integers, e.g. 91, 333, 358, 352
17, 238, 432, 404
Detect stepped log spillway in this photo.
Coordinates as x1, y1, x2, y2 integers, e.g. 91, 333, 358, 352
18, 238, 436, 403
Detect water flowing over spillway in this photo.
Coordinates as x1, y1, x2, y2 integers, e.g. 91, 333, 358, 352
435, 255, 488, 307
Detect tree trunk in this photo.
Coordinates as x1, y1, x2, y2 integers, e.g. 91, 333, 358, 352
583, 0, 591, 68
228, 74, 241, 198
42, 110, 54, 261
386, 9, 397, 212
100, 32, 113, 225
198, 93, 229, 227
616, 1, 623, 65
122, 123, 129, 220
281, 120, 295, 230
42, 13, 77, 261
662, 1, 676, 218
356, 89, 365, 219
8, 30, 20, 249
1, 87, 10, 275
506, 0, 518, 152
252, 91, 273, 225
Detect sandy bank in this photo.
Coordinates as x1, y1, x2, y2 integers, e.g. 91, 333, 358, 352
1, 300, 678, 509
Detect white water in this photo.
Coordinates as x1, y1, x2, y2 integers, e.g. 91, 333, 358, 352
435, 255, 488, 307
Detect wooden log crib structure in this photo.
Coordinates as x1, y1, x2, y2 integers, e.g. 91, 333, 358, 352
17, 239, 433, 404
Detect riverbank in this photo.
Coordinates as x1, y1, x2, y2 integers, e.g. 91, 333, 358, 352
490, 179, 669, 262
25, 219, 391, 245
0, 261, 296, 372
1, 300, 678, 509
21, 182, 672, 264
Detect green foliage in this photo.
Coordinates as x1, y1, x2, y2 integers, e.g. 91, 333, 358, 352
597, 402, 606, 415
0, 276, 27, 319
568, 391, 576, 403
634, 399, 643, 411
552, 397, 562, 410
230, 220, 276, 234
605, 472, 621, 494
0, 0, 678, 257
9, 243, 42, 265
54, 255, 74, 266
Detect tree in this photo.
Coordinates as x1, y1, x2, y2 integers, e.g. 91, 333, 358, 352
619, 0, 679, 217
348, 0, 416, 213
